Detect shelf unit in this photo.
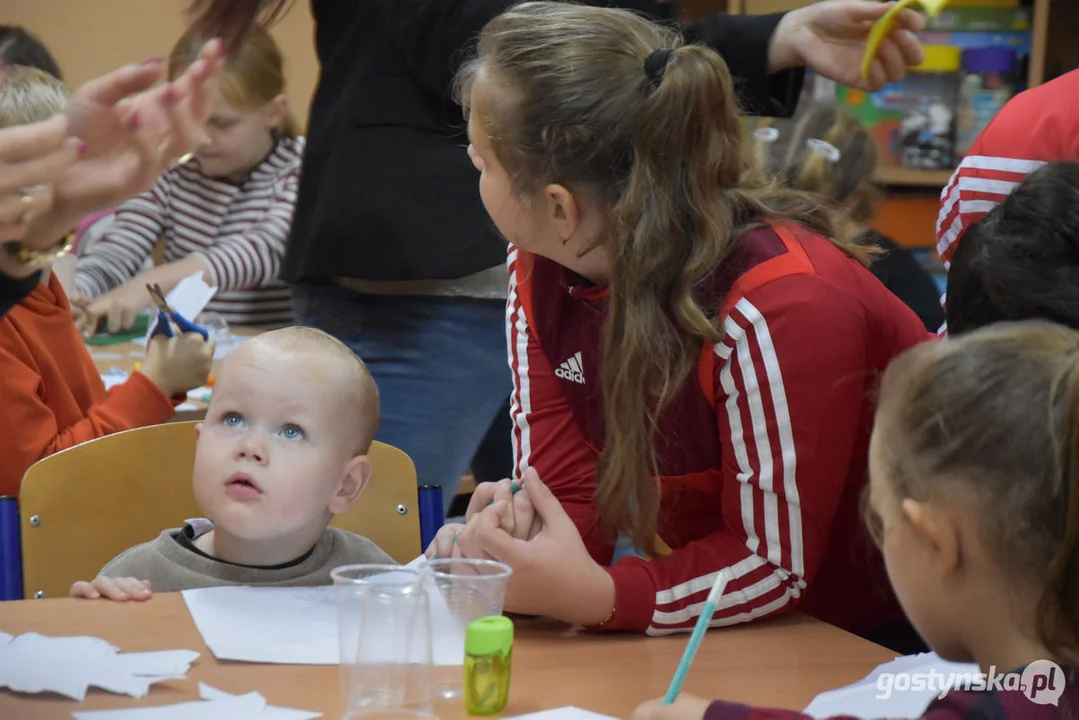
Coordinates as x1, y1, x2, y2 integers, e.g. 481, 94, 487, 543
722, 0, 1054, 189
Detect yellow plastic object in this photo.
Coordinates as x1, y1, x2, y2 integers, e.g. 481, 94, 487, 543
860, 0, 954, 81
464, 616, 513, 715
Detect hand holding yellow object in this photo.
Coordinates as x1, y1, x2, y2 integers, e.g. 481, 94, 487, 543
861, 0, 952, 80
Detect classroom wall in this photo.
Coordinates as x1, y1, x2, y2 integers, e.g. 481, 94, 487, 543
3, 0, 319, 130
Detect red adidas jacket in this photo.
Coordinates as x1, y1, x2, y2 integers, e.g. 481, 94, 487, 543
936, 69, 1079, 268
507, 223, 932, 636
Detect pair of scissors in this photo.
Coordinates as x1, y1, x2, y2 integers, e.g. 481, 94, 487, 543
860, 0, 952, 81
146, 283, 210, 339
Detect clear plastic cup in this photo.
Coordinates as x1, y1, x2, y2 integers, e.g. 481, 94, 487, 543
332, 565, 436, 720
422, 558, 512, 701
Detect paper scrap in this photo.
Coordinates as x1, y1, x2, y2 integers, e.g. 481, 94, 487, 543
0, 632, 198, 701
199, 684, 322, 720
802, 652, 979, 719
70, 683, 321, 720
503, 708, 619, 720
143, 272, 217, 346
181, 564, 463, 666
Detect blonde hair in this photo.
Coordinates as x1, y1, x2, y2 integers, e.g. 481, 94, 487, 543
457, 2, 870, 551
0, 64, 68, 129
168, 24, 297, 138
875, 320, 1079, 666
251, 326, 380, 454
755, 103, 881, 226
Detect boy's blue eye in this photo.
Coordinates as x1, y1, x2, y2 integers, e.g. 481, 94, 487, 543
222, 412, 244, 427
281, 424, 305, 441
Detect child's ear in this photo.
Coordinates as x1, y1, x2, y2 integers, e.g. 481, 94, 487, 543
328, 455, 372, 515
902, 498, 961, 577
544, 183, 580, 246
265, 94, 289, 132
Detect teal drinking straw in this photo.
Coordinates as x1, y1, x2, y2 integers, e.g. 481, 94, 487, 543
662, 569, 732, 705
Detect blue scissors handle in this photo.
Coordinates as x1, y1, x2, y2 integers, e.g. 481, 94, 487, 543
147, 283, 210, 340
150, 310, 175, 338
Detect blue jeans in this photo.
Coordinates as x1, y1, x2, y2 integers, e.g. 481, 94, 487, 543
292, 285, 513, 516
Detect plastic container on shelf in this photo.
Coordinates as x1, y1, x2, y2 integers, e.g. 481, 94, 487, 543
956, 47, 1017, 156
897, 45, 963, 170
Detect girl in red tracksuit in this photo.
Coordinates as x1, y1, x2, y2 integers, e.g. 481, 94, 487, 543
427, 2, 931, 649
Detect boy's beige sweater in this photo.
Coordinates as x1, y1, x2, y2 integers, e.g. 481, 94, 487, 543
100, 525, 394, 592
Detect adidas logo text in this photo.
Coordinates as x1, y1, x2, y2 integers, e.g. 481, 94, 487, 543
555, 351, 586, 384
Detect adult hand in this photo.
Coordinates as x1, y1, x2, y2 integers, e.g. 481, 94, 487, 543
0, 115, 79, 248
55, 41, 223, 220
465, 469, 543, 541
632, 695, 711, 720
457, 470, 615, 627
768, 0, 926, 92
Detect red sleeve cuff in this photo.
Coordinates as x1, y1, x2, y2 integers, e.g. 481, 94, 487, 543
587, 557, 655, 633
704, 700, 754, 720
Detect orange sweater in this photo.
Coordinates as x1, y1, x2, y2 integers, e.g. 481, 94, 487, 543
0, 274, 177, 497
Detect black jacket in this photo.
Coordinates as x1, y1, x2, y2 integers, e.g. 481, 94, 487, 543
863, 230, 946, 333
283, 0, 804, 284
0, 270, 39, 319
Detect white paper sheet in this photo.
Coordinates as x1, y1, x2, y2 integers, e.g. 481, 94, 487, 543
502, 708, 619, 720
70, 683, 322, 720
802, 652, 981, 719
181, 563, 463, 666
143, 272, 217, 346
0, 632, 197, 701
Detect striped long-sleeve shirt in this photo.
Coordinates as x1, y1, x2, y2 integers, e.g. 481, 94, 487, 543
508, 223, 931, 636
74, 136, 305, 328
936, 70, 1079, 269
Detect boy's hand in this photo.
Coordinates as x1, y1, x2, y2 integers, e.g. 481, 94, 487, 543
69, 577, 153, 601
632, 695, 711, 720
141, 332, 214, 397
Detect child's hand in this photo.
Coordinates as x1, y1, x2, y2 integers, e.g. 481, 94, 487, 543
426, 522, 466, 560
79, 282, 151, 335
68, 291, 91, 325
632, 695, 711, 720
141, 332, 215, 397
69, 576, 153, 601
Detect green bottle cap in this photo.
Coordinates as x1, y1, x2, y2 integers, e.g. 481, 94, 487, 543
465, 615, 514, 657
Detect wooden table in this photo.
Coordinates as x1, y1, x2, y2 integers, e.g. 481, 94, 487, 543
0, 594, 894, 719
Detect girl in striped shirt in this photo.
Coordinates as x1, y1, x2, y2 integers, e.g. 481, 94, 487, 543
72, 26, 301, 332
